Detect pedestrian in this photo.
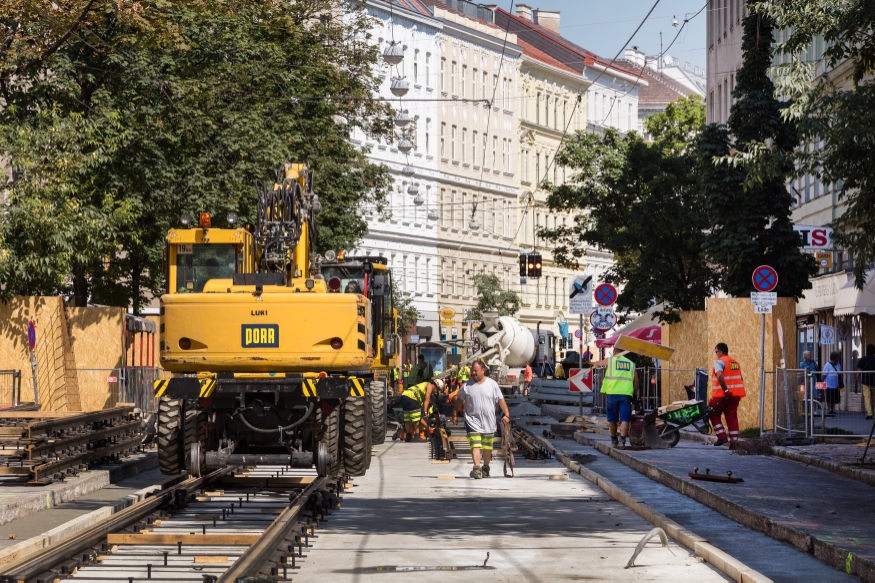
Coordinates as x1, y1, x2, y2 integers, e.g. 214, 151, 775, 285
823, 351, 842, 417
857, 344, 875, 420
414, 354, 433, 383
523, 362, 533, 397
709, 343, 746, 449
799, 350, 819, 406
453, 360, 511, 479
598, 351, 637, 449
399, 379, 441, 442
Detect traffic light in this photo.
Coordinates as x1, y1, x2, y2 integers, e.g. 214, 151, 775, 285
530, 253, 542, 277
519, 253, 528, 277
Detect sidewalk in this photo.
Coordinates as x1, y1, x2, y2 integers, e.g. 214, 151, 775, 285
574, 429, 875, 581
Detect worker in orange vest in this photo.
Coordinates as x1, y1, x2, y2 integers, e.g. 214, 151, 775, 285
709, 342, 746, 449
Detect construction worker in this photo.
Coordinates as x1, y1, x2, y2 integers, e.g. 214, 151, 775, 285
412, 354, 433, 384
399, 379, 441, 442
599, 351, 637, 449
522, 362, 533, 397
710, 342, 746, 449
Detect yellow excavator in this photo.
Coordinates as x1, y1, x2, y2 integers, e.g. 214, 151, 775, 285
154, 163, 393, 477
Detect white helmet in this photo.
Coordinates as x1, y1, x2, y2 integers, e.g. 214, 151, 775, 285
433, 379, 445, 390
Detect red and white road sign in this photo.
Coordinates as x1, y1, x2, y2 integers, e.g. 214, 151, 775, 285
568, 368, 593, 393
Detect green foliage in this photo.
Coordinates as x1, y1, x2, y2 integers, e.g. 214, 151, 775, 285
0, 0, 393, 312
465, 274, 522, 321
755, 0, 875, 287
391, 276, 420, 335
543, 96, 714, 323
702, 8, 817, 298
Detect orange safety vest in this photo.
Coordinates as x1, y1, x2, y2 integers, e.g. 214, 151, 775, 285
711, 355, 746, 398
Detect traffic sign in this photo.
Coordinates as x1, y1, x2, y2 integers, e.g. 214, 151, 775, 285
569, 275, 593, 315
590, 309, 617, 331
594, 283, 617, 306
752, 265, 778, 292
574, 329, 582, 339
27, 321, 35, 350
595, 306, 614, 315
568, 368, 593, 393
754, 304, 773, 314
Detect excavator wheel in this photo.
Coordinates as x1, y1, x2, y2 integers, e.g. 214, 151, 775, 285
368, 380, 388, 445
342, 397, 370, 477
320, 407, 343, 475
183, 403, 205, 474
365, 398, 373, 470
157, 398, 183, 475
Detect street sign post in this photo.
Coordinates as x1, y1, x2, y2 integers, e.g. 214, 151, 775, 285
594, 283, 617, 306
751, 266, 778, 432
570, 275, 593, 370
26, 321, 39, 406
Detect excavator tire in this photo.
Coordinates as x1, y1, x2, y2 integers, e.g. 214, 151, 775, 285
368, 380, 388, 445
365, 399, 373, 470
321, 407, 343, 475
157, 398, 183, 475
342, 397, 369, 477
183, 403, 205, 474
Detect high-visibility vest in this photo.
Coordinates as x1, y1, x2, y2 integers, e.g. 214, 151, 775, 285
458, 366, 470, 381
601, 356, 635, 396
712, 355, 746, 397
401, 382, 429, 405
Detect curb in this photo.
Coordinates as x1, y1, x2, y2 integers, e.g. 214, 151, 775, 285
770, 446, 875, 488
573, 431, 875, 582
0, 451, 158, 527
518, 425, 773, 583
0, 477, 168, 566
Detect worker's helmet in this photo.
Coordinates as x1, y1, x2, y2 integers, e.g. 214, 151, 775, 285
433, 379, 444, 390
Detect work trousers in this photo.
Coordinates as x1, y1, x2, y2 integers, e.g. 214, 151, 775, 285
863, 384, 875, 417
709, 396, 742, 443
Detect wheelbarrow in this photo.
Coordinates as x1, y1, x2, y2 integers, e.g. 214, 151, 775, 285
631, 385, 714, 448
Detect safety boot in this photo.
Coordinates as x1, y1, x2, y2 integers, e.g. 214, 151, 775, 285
482, 465, 490, 478
714, 438, 728, 447
469, 466, 483, 479
611, 436, 619, 448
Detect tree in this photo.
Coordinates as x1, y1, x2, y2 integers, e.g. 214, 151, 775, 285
701, 8, 817, 299
465, 274, 521, 321
754, 0, 875, 287
391, 277, 420, 335
0, 0, 393, 312
543, 95, 714, 323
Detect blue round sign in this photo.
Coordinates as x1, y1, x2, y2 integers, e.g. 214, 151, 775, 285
27, 321, 36, 349
752, 265, 778, 292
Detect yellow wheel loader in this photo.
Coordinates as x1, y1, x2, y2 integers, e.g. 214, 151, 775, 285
154, 164, 384, 478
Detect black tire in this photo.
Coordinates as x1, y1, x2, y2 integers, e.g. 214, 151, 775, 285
368, 380, 387, 445
157, 398, 183, 475
183, 404, 205, 473
320, 407, 343, 475
342, 397, 369, 477
364, 398, 373, 470
656, 421, 681, 448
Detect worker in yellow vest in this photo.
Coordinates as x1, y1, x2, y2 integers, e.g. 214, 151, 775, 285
399, 379, 441, 442
709, 342, 746, 449
600, 353, 638, 449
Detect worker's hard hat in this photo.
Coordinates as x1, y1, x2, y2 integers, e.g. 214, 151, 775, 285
434, 379, 444, 389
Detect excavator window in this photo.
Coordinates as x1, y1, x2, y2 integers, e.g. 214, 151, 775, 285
176, 244, 237, 292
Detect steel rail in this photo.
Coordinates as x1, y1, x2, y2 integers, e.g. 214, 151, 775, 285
0, 466, 233, 582
217, 474, 337, 583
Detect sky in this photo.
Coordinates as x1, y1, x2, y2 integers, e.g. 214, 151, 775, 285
518, 0, 708, 72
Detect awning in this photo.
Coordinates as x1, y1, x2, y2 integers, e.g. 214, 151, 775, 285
596, 325, 661, 348
834, 270, 875, 317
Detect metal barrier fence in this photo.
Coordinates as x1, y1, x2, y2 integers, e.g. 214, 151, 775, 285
588, 367, 707, 414
775, 368, 875, 438
74, 367, 159, 414
0, 370, 22, 408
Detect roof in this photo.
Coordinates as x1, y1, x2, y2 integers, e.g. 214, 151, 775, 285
493, 8, 640, 78
419, 0, 504, 31
394, 0, 433, 16
517, 39, 577, 76
614, 59, 698, 105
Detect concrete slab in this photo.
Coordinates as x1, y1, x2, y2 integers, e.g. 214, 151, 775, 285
304, 438, 731, 581
576, 429, 874, 581
0, 449, 158, 527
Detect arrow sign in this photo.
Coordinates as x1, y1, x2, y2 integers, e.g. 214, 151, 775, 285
594, 283, 618, 306
752, 265, 778, 292
568, 368, 593, 392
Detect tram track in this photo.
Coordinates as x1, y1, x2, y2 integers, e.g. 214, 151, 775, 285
0, 466, 346, 583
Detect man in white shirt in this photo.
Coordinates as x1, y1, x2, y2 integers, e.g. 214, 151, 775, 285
453, 360, 511, 479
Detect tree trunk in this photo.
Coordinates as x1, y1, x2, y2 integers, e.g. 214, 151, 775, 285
73, 262, 88, 307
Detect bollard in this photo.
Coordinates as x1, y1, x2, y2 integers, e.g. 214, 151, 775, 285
147, 564, 152, 579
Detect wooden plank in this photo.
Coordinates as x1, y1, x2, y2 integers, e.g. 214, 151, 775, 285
217, 476, 316, 486
0, 411, 77, 419
107, 533, 258, 546
194, 556, 228, 564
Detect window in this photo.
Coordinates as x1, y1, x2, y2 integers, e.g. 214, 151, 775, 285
553, 98, 558, 129
481, 70, 487, 99
452, 261, 457, 295
461, 193, 467, 229
451, 125, 457, 160
536, 92, 541, 124
523, 149, 528, 181
535, 213, 540, 246
535, 153, 540, 184
451, 61, 456, 94
425, 53, 431, 87
450, 190, 456, 227
553, 156, 558, 184
545, 95, 550, 127
425, 118, 431, 155
413, 50, 419, 83
472, 68, 477, 99
414, 256, 419, 292
461, 65, 467, 98
440, 123, 445, 157
563, 99, 567, 128
471, 130, 478, 165
492, 135, 497, 168
440, 58, 445, 91
461, 128, 467, 163
524, 89, 529, 120
491, 199, 496, 232
482, 134, 488, 167
440, 188, 445, 226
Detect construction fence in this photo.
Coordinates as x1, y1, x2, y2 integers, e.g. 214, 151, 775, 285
74, 367, 159, 414
0, 370, 23, 408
